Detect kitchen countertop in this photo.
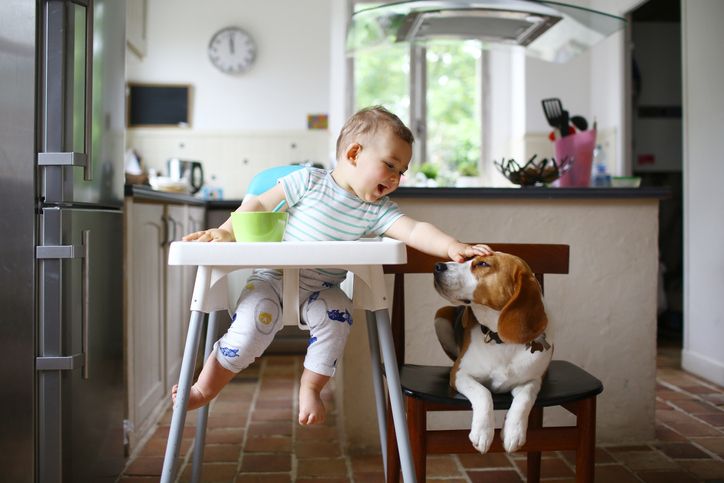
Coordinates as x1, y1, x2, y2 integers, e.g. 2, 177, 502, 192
126, 184, 670, 208
204, 186, 671, 209
125, 184, 206, 206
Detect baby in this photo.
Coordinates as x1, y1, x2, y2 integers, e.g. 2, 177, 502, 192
176, 106, 491, 425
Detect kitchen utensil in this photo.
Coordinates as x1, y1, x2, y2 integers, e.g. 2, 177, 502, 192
167, 158, 204, 194
571, 115, 588, 131
560, 109, 571, 137
611, 176, 641, 188
231, 211, 288, 242
541, 98, 564, 128
494, 154, 572, 186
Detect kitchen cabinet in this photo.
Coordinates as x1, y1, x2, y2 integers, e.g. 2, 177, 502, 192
124, 197, 205, 451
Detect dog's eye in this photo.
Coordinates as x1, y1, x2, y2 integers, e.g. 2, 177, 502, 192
473, 260, 490, 268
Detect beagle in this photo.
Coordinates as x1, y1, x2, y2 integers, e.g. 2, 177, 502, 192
433, 252, 552, 454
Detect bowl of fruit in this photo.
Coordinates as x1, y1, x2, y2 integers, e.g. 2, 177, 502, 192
494, 155, 573, 187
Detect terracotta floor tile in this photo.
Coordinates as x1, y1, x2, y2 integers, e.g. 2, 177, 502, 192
294, 440, 342, 458
671, 399, 721, 414
609, 448, 679, 471
427, 454, 462, 477
593, 464, 642, 483
296, 456, 348, 478
457, 451, 513, 469
179, 462, 238, 482
244, 435, 292, 453
466, 469, 523, 483
240, 453, 291, 473
118, 350, 724, 483
204, 428, 245, 444
691, 437, 724, 457
513, 455, 575, 478
656, 424, 689, 442
236, 474, 292, 483
677, 459, 724, 480
202, 444, 242, 462
348, 453, 383, 473
657, 442, 712, 459
635, 469, 701, 483
247, 421, 293, 437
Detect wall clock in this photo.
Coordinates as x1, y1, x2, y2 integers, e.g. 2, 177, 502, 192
208, 27, 257, 74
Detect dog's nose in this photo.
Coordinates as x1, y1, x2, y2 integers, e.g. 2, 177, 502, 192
434, 262, 447, 273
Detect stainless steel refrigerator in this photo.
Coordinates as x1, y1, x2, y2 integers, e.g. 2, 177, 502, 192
1, 0, 127, 481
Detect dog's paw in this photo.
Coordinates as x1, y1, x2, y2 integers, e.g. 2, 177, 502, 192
469, 416, 495, 453
501, 420, 527, 453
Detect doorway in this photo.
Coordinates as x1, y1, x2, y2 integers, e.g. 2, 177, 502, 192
628, 0, 683, 346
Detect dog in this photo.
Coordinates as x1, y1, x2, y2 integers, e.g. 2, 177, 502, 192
433, 251, 553, 454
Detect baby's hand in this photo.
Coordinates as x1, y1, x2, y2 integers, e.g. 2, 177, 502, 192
182, 228, 234, 243
448, 242, 493, 262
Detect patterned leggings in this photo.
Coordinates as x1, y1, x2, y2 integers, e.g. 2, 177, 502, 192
214, 274, 353, 376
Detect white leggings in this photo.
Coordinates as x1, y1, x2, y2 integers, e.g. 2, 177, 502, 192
214, 273, 353, 376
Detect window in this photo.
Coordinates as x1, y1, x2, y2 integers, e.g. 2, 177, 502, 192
353, 6, 483, 186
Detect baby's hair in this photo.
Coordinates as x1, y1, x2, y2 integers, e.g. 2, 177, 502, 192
335, 106, 414, 161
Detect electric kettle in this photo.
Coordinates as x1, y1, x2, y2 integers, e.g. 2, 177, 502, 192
167, 159, 204, 194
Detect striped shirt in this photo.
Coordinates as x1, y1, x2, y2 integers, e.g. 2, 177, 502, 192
251, 167, 404, 287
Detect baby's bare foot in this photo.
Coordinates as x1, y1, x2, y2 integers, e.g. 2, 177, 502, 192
298, 384, 326, 425
171, 383, 209, 411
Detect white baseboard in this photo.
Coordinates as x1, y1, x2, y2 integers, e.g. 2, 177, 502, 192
682, 349, 724, 386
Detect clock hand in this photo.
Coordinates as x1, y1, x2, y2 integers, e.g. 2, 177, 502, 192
229, 33, 235, 54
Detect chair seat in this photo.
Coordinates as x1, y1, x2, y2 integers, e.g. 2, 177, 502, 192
400, 360, 603, 410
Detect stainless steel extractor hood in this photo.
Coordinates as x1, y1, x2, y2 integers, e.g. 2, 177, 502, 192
347, 0, 626, 63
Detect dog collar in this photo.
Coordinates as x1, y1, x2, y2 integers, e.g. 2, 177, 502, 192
479, 325, 551, 353
479, 324, 503, 344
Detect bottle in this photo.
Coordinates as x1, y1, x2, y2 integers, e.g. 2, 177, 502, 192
591, 144, 611, 187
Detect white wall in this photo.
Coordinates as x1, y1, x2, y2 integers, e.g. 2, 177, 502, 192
681, 0, 724, 386
126, 0, 334, 198
127, 0, 332, 130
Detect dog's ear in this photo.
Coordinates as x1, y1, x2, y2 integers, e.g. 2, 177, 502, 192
497, 267, 547, 344
434, 306, 463, 361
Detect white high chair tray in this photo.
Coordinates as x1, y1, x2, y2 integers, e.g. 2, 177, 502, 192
168, 237, 406, 267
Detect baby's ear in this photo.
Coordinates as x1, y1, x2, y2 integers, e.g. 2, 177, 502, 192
345, 143, 362, 164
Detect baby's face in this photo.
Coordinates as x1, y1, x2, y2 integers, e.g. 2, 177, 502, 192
351, 128, 412, 202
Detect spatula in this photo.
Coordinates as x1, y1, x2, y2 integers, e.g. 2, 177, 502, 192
541, 98, 564, 130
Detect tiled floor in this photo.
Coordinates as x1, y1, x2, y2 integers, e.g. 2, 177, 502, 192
119, 341, 724, 482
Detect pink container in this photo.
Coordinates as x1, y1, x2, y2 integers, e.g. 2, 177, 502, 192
553, 129, 597, 187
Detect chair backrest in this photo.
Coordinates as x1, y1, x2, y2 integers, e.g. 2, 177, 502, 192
383, 243, 570, 365
244, 165, 304, 200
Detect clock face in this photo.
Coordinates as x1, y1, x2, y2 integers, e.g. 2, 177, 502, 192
208, 27, 256, 74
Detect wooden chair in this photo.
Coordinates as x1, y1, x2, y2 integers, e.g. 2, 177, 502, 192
383, 243, 603, 483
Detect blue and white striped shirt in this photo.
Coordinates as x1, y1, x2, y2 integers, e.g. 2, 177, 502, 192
252, 167, 404, 287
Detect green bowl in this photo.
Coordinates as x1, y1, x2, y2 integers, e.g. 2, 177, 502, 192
231, 211, 288, 242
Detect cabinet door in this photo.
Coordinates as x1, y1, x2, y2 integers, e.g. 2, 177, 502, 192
165, 205, 188, 391
127, 202, 166, 434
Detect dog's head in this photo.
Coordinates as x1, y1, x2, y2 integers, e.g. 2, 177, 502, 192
433, 252, 547, 344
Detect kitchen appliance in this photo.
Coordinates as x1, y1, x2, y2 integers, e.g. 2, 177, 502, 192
0, 1, 126, 481
167, 158, 204, 194
347, 0, 626, 63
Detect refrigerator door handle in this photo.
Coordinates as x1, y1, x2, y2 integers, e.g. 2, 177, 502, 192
81, 0, 94, 181
82, 230, 90, 379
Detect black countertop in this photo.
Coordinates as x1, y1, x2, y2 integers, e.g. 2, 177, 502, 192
126, 184, 670, 209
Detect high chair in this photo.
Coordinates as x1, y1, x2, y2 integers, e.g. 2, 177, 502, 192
161, 166, 420, 483
383, 243, 604, 483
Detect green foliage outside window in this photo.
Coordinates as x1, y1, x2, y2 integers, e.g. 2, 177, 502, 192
354, 35, 482, 183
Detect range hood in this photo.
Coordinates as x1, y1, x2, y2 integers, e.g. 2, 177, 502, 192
347, 0, 626, 63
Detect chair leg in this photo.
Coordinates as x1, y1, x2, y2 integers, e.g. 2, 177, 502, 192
575, 397, 597, 483
406, 396, 427, 482
386, 396, 401, 483
526, 406, 543, 483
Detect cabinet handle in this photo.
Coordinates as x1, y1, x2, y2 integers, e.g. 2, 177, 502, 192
160, 214, 168, 247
